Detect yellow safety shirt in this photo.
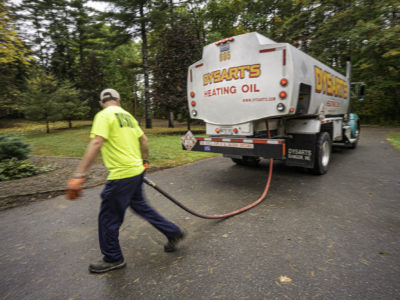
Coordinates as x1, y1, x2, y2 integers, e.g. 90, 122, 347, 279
90, 106, 145, 180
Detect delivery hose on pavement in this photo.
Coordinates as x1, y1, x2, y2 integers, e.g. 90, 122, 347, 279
143, 121, 274, 219
143, 158, 273, 219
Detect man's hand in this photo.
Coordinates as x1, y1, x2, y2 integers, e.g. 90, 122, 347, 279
65, 176, 86, 200
143, 160, 149, 172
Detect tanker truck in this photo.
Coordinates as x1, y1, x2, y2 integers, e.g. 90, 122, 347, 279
181, 32, 360, 174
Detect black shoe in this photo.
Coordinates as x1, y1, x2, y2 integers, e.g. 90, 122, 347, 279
89, 259, 126, 274
164, 230, 186, 252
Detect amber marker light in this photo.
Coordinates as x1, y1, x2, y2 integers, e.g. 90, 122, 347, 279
191, 101, 196, 107
215, 41, 221, 46
290, 108, 295, 113
233, 128, 239, 134
228, 37, 234, 42
279, 91, 287, 99
222, 39, 227, 43
280, 78, 288, 86
190, 92, 195, 98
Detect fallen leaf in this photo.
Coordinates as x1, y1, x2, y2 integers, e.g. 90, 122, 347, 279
279, 275, 292, 283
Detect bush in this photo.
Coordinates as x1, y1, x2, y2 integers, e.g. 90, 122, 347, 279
0, 134, 32, 160
0, 158, 53, 181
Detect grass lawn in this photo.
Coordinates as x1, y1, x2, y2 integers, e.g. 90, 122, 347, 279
1, 120, 219, 168
387, 131, 400, 152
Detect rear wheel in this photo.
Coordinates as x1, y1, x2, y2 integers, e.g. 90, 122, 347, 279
311, 132, 331, 175
232, 156, 260, 167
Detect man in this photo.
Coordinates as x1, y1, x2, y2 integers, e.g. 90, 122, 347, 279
66, 88, 185, 274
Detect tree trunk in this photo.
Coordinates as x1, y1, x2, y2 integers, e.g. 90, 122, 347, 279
46, 120, 50, 134
68, 119, 72, 128
168, 111, 174, 128
140, 3, 152, 129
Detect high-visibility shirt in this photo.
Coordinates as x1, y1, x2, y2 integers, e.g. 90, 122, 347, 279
90, 105, 145, 180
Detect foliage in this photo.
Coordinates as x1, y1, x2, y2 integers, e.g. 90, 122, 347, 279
0, 134, 31, 160
151, 11, 203, 127
0, 158, 53, 181
0, 2, 34, 117
55, 81, 90, 128
22, 71, 63, 133
9, 0, 400, 125
103, 42, 143, 116
22, 71, 90, 132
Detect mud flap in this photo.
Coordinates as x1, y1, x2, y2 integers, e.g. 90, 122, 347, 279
285, 134, 316, 168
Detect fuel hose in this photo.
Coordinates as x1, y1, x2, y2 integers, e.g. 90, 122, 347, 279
143, 121, 274, 219
143, 158, 273, 219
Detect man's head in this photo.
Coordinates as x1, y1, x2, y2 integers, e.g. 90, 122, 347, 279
100, 88, 120, 107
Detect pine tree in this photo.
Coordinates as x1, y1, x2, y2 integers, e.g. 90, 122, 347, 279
55, 81, 90, 128
22, 71, 63, 133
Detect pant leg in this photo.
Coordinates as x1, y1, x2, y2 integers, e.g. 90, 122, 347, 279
98, 179, 131, 262
130, 173, 181, 239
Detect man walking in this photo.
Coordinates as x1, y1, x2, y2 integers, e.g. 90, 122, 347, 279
66, 88, 185, 274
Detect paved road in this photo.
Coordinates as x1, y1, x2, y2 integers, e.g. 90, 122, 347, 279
1, 127, 399, 300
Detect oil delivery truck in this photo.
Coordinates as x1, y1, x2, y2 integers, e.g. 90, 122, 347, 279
182, 32, 360, 174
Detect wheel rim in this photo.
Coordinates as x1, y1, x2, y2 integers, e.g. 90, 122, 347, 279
321, 140, 331, 167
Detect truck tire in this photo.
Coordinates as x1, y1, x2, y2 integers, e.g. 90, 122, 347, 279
311, 132, 331, 175
232, 156, 260, 167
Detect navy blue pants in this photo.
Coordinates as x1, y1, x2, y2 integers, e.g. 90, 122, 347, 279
98, 172, 181, 262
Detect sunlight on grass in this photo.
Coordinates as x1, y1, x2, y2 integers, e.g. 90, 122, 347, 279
0, 119, 93, 134
7, 120, 217, 168
387, 131, 400, 152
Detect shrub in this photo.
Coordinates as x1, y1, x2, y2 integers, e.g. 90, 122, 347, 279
0, 158, 53, 181
0, 134, 32, 160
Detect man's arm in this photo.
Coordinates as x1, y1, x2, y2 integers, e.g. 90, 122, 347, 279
139, 134, 149, 161
74, 135, 105, 175
66, 135, 104, 200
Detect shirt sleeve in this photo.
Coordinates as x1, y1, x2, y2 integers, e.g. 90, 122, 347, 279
90, 112, 110, 140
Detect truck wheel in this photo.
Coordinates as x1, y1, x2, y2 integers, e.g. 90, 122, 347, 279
312, 132, 331, 175
232, 156, 260, 167
349, 124, 360, 149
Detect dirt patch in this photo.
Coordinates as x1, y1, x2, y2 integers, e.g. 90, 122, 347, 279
0, 156, 108, 210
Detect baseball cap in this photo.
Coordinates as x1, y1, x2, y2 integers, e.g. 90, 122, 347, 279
100, 88, 120, 102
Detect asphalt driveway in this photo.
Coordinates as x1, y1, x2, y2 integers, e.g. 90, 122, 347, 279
0, 127, 399, 299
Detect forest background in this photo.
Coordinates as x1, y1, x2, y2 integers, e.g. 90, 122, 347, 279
1, 0, 399, 129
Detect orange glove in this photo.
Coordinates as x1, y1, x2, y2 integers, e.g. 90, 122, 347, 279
143, 160, 149, 172
65, 177, 86, 200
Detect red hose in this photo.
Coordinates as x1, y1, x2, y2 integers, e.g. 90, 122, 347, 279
143, 121, 274, 219
144, 158, 273, 219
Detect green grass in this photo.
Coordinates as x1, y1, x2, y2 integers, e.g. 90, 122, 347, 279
5, 121, 218, 168
0, 119, 93, 134
147, 135, 219, 168
24, 127, 92, 157
387, 131, 400, 152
